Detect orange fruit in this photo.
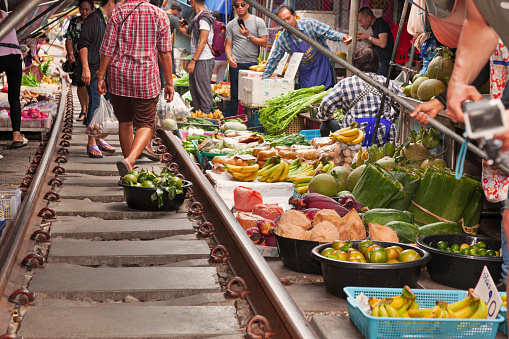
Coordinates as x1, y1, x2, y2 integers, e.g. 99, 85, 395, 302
387, 259, 399, 263
399, 249, 421, 262
385, 247, 400, 261
368, 248, 388, 263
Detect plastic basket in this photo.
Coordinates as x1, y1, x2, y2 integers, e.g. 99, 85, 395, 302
299, 129, 320, 141
500, 292, 507, 335
0, 189, 21, 220
219, 114, 247, 126
344, 287, 504, 339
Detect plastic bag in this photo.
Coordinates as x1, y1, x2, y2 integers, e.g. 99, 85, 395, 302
169, 92, 190, 119
234, 186, 263, 212
157, 91, 178, 130
86, 95, 118, 138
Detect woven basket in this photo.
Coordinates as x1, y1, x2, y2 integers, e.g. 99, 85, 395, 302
285, 116, 305, 135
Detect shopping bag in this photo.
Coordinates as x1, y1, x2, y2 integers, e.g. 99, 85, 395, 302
157, 91, 178, 130
86, 95, 118, 138
169, 92, 191, 119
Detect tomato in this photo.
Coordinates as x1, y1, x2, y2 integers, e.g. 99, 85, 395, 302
331, 240, 347, 251
358, 240, 373, 256
368, 248, 388, 263
123, 174, 138, 184
460, 243, 470, 251
436, 241, 448, 250
141, 180, 155, 187
399, 249, 421, 262
385, 247, 400, 261
321, 248, 336, 257
327, 254, 339, 260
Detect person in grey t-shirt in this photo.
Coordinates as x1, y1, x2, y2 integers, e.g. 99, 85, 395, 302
225, 0, 268, 116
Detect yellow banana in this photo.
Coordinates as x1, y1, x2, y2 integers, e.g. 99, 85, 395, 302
258, 163, 278, 176
239, 171, 258, 182
390, 296, 406, 311
448, 294, 474, 312
230, 171, 254, 179
453, 300, 478, 318
378, 304, 388, 317
368, 297, 381, 308
295, 186, 308, 195
424, 304, 442, 318
385, 304, 401, 318
267, 162, 285, 183
409, 308, 433, 318
371, 302, 380, 317
397, 298, 412, 317
259, 162, 281, 177
469, 299, 488, 319
332, 134, 356, 143
348, 129, 365, 145
279, 161, 290, 181
339, 128, 360, 137
224, 164, 259, 172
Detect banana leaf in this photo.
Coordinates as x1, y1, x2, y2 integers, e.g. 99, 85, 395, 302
352, 164, 405, 209
408, 167, 480, 226
387, 167, 421, 211
460, 184, 484, 234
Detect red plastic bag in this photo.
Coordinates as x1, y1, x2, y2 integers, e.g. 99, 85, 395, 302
234, 186, 263, 212
252, 204, 284, 220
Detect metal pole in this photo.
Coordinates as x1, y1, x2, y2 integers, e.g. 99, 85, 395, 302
347, 0, 359, 77
371, 0, 410, 146
26, 6, 76, 40
0, 0, 47, 41
15, 0, 63, 35
242, 0, 509, 175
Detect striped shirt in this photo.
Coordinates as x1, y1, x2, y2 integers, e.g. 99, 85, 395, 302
100, 0, 171, 99
318, 73, 402, 145
262, 18, 345, 79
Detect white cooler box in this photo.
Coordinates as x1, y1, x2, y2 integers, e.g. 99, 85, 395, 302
241, 77, 295, 108
238, 70, 262, 105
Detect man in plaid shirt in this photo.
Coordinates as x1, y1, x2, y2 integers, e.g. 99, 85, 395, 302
262, 5, 351, 89
97, 0, 174, 175
317, 46, 402, 145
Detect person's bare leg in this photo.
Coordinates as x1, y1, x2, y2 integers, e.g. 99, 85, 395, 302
12, 131, 23, 143
77, 86, 88, 120
118, 121, 134, 158
124, 127, 153, 170
87, 136, 101, 156
144, 128, 155, 153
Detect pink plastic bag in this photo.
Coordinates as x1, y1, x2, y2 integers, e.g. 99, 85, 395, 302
234, 186, 263, 212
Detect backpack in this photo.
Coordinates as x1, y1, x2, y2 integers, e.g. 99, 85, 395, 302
197, 11, 226, 57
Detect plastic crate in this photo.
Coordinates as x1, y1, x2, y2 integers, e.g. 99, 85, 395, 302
219, 114, 247, 126
500, 292, 507, 335
344, 287, 504, 339
190, 140, 226, 168
299, 129, 320, 141
245, 107, 261, 127
0, 189, 21, 220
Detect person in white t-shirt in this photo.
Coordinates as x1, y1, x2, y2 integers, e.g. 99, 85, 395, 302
182, 0, 215, 114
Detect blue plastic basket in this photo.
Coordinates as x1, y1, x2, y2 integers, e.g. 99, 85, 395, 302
500, 292, 507, 335
299, 129, 320, 141
344, 287, 504, 339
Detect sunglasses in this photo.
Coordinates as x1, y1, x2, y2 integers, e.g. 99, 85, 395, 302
234, 3, 247, 8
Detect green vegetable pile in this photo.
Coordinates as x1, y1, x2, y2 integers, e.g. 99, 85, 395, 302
21, 71, 40, 87
259, 85, 330, 133
121, 168, 184, 208
182, 140, 195, 154
174, 73, 190, 86
263, 133, 309, 147
41, 60, 50, 75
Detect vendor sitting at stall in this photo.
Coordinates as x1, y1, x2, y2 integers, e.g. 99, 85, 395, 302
317, 46, 402, 143
261, 5, 351, 90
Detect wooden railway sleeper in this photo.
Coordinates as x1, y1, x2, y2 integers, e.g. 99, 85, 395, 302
209, 245, 231, 264
245, 315, 276, 338
225, 277, 251, 299
21, 254, 45, 268
8, 289, 34, 306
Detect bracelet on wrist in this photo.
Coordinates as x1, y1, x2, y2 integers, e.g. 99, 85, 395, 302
191, 58, 197, 62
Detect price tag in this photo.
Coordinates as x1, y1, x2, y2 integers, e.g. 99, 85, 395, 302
474, 265, 502, 319
283, 52, 303, 80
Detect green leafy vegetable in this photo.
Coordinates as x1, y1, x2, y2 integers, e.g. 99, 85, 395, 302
21, 71, 40, 87
263, 133, 310, 147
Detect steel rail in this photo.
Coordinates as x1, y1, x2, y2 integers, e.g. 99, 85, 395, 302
0, 0, 47, 42
243, 0, 509, 176
0, 75, 67, 301
159, 130, 317, 339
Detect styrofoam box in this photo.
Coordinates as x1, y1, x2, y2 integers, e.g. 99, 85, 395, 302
241, 77, 295, 108
238, 70, 262, 104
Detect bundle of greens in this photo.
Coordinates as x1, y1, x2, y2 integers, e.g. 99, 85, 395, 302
259, 85, 329, 133
21, 71, 40, 87
40, 60, 51, 75
174, 73, 190, 86
263, 133, 310, 147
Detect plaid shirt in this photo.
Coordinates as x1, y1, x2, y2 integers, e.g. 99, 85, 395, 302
262, 18, 345, 79
318, 73, 402, 145
100, 0, 171, 99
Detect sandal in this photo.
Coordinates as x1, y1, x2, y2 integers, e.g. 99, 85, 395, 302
98, 140, 116, 154
140, 149, 160, 162
11, 136, 28, 148
87, 145, 103, 158
116, 160, 131, 177
76, 112, 86, 121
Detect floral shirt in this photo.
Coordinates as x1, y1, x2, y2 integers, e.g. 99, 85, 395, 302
64, 16, 83, 61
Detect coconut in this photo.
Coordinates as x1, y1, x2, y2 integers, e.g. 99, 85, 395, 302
347, 165, 366, 192
411, 76, 429, 99
426, 56, 454, 84
330, 166, 351, 193
417, 79, 446, 101
308, 174, 338, 197
402, 142, 429, 162
420, 158, 447, 170
412, 73, 425, 83
376, 156, 397, 171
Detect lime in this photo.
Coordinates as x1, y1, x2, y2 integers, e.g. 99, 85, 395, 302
452, 249, 460, 254
141, 180, 155, 187
461, 248, 470, 255
123, 174, 138, 184
471, 244, 480, 252
436, 241, 448, 250
446, 248, 453, 253
128, 170, 139, 177
451, 244, 460, 252
171, 176, 183, 187
477, 248, 487, 256
486, 250, 496, 257
321, 248, 336, 257
469, 247, 478, 256
477, 242, 486, 249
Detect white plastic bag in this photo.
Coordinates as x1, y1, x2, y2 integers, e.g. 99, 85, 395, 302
86, 95, 118, 138
169, 92, 190, 119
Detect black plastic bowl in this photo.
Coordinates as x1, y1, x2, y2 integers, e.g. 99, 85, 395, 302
311, 241, 431, 298
416, 234, 502, 290
275, 233, 322, 274
118, 180, 193, 211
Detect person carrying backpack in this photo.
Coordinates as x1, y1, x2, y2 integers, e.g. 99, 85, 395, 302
182, 0, 218, 114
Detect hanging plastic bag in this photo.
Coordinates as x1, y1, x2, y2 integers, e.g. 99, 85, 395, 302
86, 95, 118, 138
169, 92, 190, 119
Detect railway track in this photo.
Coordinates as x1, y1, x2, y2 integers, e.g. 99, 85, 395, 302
0, 78, 319, 338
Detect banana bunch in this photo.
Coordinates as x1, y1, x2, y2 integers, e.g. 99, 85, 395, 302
288, 159, 335, 195
352, 142, 397, 169
409, 289, 487, 319
224, 163, 259, 181
502, 294, 507, 308
370, 286, 419, 318
330, 124, 364, 145
257, 156, 289, 183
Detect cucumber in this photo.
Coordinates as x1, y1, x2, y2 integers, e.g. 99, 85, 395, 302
418, 222, 465, 236
385, 221, 420, 244
362, 208, 414, 227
